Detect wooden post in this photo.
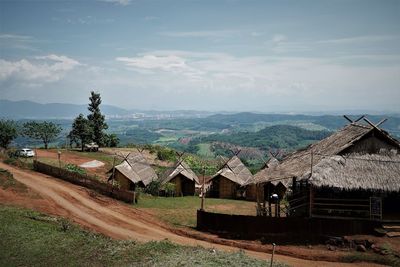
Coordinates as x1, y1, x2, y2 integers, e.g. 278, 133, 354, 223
270, 243, 276, 267
309, 185, 313, 218
309, 151, 314, 218
201, 166, 205, 211
256, 184, 260, 216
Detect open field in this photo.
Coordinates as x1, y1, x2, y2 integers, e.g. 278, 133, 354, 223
0, 205, 285, 267
136, 195, 256, 228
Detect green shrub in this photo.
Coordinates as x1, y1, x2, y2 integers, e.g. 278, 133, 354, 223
65, 164, 86, 175
163, 182, 176, 197
144, 180, 162, 196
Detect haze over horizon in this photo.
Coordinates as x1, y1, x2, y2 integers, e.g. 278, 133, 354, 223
1, 0, 400, 113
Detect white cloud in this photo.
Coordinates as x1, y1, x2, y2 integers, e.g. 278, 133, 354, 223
99, 0, 131, 6
0, 54, 81, 83
159, 30, 237, 38
0, 34, 33, 40
317, 35, 399, 45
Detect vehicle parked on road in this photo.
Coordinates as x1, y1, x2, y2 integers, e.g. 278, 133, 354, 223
18, 148, 35, 157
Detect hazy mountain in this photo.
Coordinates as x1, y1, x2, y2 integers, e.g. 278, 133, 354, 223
0, 99, 130, 119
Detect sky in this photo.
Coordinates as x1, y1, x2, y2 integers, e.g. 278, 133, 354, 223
1, 0, 400, 113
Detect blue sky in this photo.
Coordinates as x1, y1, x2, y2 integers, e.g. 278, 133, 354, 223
1, 0, 399, 112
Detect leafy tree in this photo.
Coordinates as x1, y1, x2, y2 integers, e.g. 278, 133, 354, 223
69, 114, 92, 151
87, 91, 108, 146
104, 133, 120, 147
0, 120, 18, 149
23, 121, 61, 149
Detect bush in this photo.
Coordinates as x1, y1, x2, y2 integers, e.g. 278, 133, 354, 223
144, 180, 162, 196
163, 182, 176, 197
65, 164, 86, 175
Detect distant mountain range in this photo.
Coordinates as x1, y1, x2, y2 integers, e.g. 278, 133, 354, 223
0, 99, 214, 119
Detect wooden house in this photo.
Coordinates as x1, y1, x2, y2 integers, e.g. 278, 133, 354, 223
161, 161, 199, 196
208, 156, 253, 199
252, 119, 400, 219
294, 152, 400, 220
109, 153, 158, 191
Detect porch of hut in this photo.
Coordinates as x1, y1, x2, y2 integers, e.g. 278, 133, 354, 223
290, 153, 400, 221
255, 181, 287, 217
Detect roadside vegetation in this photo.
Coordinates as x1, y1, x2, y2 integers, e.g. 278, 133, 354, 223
0, 205, 287, 267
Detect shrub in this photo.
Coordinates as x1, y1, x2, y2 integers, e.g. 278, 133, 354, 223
144, 180, 162, 196
65, 164, 86, 175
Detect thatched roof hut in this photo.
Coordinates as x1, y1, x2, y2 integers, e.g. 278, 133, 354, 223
302, 153, 400, 192
161, 161, 199, 196
209, 156, 253, 199
110, 153, 158, 191
253, 123, 400, 188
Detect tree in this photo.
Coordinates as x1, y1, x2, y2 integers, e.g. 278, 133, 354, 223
0, 120, 18, 149
104, 133, 119, 147
23, 121, 61, 149
87, 91, 108, 146
69, 114, 92, 151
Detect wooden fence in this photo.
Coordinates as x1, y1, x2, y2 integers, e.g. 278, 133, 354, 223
197, 209, 380, 242
33, 160, 135, 203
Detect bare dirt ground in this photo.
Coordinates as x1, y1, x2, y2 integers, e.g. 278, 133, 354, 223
0, 162, 387, 267
36, 149, 109, 179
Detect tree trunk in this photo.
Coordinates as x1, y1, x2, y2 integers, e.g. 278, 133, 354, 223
44, 142, 48, 149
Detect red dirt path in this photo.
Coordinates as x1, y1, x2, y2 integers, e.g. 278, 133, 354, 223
0, 162, 386, 267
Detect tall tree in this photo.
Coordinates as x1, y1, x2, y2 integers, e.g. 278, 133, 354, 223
23, 121, 61, 149
69, 114, 92, 151
104, 133, 120, 147
0, 120, 18, 149
87, 91, 108, 146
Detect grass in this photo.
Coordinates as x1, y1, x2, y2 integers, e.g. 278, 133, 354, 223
0, 168, 28, 193
341, 251, 400, 266
136, 195, 256, 228
197, 143, 215, 158
0, 205, 287, 267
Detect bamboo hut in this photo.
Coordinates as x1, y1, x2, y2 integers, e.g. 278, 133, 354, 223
209, 156, 253, 199
294, 152, 400, 220
108, 153, 158, 191
161, 161, 199, 196
251, 120, 400, 218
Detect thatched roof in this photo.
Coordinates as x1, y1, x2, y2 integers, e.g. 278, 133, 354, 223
301, 153, 400, 192
113, 153, 158, 186
253, 123, 400, 187
211, 156, 253, 186
162, 161, 200, 184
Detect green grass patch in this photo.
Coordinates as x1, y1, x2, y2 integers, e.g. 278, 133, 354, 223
136, 195, 256, 228
196, 143, 215, 158
0, 205, 286, 267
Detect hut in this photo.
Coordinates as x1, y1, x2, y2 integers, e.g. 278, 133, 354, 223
161, 161, 199, 196
208, 156, 253, 199
108, 153, 158, 191
295, 152, 400, 220
251, 120, 400, 218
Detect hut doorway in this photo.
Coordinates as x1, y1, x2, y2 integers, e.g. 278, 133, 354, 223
383, 193, 400, 220
181, 178, 195, 196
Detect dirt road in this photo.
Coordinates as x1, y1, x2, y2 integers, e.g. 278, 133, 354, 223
0, 162, 384, 267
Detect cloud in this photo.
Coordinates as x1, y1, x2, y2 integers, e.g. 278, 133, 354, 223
317, 35, 399, 45
0, 54, 81, 83
99, 0, 131, 6
159, 30, 237, 38
0, 34, 33, 40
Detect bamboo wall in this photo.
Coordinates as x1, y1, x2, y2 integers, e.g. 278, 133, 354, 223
219, 176, 237, 199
